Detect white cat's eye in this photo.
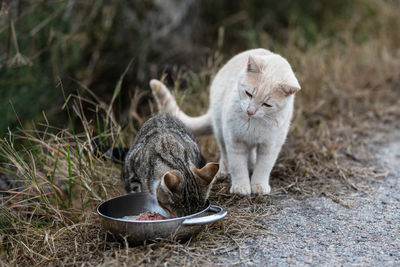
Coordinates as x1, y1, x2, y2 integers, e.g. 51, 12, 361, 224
262, 103, 272, 108
245, 91, 252, 98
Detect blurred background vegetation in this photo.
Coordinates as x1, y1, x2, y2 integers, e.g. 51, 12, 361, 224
0, 0, 390, 137
2, 1, 400, 265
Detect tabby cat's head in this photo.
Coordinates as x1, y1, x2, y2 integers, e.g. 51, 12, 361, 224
238, 54, 301, 121
156, 162, 219, 218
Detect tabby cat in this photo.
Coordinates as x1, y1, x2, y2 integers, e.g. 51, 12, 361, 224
121, 113, 219, 217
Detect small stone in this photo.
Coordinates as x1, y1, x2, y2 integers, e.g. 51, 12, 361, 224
308, 242, 316, 247
320, 241, 329, 246
377, 256, 387, 262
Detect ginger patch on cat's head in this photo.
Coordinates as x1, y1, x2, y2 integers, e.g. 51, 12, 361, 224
247, 55, 263, 73
238, 54, 301, 118
279, 83, 301, 96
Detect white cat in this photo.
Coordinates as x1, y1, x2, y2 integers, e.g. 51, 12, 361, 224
150, 48, 301, 195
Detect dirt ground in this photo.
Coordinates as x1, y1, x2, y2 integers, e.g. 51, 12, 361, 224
203, 131, 400, 266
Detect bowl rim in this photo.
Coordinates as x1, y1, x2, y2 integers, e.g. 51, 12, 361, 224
96, 192, 211, 223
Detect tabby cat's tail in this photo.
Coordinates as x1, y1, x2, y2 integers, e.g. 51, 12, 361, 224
150, 79, 213, 136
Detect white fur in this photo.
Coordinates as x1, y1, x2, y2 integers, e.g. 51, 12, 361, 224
150, 48, 301, 195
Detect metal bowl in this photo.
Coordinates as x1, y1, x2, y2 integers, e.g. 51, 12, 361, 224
97, 192, 227, 245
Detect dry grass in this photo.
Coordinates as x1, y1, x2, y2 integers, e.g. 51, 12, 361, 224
2, 1, 400, 266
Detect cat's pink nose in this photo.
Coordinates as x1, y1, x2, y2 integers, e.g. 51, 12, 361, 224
247, 109, 255, 116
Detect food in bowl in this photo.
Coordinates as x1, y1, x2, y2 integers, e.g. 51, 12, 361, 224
123, 211, 166, 221
137, 211, 166, 221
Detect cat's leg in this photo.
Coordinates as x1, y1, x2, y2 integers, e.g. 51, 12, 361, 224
213, 121, 228, 177
217, 141, 229, 177
218, 146, 229, 177
248, 147, 257, 174
250, 142, 282, 195
226, 140, 251, 195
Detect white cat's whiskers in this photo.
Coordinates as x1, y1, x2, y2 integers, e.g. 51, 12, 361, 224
262, 114, 279, 126
239, 116, 251, 131
246, 117, 252, 131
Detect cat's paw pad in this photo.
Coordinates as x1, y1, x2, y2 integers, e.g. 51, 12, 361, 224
230, 183, 251, 195
251, 183, 271, 195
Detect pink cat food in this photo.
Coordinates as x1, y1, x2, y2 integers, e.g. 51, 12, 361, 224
136, 211, 166, 221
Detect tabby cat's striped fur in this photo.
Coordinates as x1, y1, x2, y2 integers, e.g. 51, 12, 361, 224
122, 113, 219, 217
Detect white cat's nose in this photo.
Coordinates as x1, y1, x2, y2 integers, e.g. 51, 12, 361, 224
247, 103, 257, 116
247, 108, 255, 116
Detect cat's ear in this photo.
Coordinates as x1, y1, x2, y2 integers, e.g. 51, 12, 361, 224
279, 83, 301, 96
247, 56, 262, 73
161, 172, 181, 195
193, 163, 219, 184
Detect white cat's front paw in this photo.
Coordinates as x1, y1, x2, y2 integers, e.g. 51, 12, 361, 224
251, 183, 271, 195
230, 183, 251, 195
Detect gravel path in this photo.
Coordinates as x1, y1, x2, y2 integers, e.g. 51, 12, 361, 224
217, 136, 400, 266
